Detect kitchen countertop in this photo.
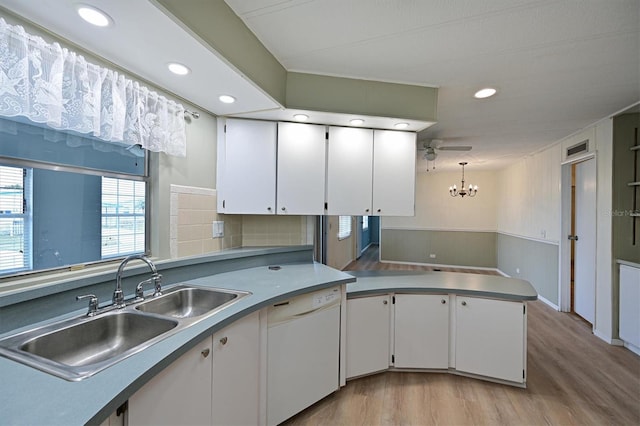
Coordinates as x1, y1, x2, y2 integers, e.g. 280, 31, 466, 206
0, 261, 355, 425
346, 270, 538, 301
1, 264, 537, 425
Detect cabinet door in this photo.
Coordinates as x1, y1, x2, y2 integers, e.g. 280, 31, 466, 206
455, 296, 525, 383
326, 126, 374, 215
372, 130, 416, 216
619, 265, 640, 347
221, 118, 277, 214
128, 337, 213, 426
394, 294, 449, 369
346, 295, 391, 379
212, 311, 260, 426
277, 122, 326, 215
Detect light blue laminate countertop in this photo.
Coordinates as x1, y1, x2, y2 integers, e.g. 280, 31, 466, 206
346, 270, 538, 301
0, 262, 355, 425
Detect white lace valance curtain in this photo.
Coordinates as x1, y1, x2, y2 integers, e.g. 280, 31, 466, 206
0, 18, 186, 157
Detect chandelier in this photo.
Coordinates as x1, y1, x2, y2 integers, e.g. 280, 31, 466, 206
449, 162, 478, 198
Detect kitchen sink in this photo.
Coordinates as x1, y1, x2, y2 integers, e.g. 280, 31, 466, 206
0, 311, 178, 381
135, 286, 249, 319
0, 284, 250, 381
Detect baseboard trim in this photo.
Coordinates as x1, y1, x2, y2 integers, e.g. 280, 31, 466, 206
496, 269, 510, 277
623, 341, 640, 356
592, 329, 626, 347
536, 294, 559, 310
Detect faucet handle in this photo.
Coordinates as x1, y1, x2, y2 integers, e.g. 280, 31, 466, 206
135, 278, 154, 300
152, 273, 163, 297
76, 294, 99, 316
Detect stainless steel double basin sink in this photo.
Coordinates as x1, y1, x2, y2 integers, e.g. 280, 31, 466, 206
0, 285, 250, 381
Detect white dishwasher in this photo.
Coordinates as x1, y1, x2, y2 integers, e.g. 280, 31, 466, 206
266, 286, 341, 426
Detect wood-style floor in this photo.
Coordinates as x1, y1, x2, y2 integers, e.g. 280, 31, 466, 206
283, 245, 640, 426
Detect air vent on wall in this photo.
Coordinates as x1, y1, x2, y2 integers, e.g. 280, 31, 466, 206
567, 140, 589, 158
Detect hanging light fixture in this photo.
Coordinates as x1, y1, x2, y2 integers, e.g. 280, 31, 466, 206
449, 162, 478, 198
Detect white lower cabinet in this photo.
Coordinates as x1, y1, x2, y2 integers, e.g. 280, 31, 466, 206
346, 295, 391, 379
394, 294, 449, 369
345, 293, 527, 386
128, 337, 213, 426
455, 296, 526, 383
212, 311, 260, 426
128, 312, 260, 426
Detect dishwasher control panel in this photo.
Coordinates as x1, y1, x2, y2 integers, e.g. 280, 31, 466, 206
267, 286, 342, 326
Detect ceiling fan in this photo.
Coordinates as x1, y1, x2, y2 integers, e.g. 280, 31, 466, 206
418, 139, 473, 160
417, 139, 473, 171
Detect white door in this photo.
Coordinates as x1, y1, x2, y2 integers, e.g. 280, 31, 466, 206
128, 337, 213, 426
372, 130, 417, 216
346, 295, 391, 378
394, 294, 449, 369
574, 158, 597, 324
277, 122, 326, 215
222, 118, 277, 214
326, 126, 374, 215
212, 311, 260, 426
455, 297, 525, 384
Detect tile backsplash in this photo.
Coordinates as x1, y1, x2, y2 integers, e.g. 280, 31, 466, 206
170, 185, 313, 259
242, 215, 311, 246
170, 185, 242, 258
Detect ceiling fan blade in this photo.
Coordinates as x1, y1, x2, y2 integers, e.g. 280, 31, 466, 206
438, 146, 472, 151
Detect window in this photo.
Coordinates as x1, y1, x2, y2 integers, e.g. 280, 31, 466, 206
101, 178, 146, 258
0, 165, 31, 274
362, 216, 369, 231
0, 116, 147, 277
338, 216, 352, 240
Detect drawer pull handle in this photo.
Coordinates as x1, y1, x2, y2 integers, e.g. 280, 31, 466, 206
201, 348, 210, 358
461, 301, 467, 306
220, 336, 228, 345
383, 300, 388, 305
441, 299, 446, 304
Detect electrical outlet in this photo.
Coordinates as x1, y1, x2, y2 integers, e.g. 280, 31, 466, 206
429, 254, 436, 259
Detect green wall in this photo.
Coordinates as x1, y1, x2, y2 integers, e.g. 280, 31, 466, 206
612, 113, 640, 264
381, 229, 497, 268
497, 233, 559, 305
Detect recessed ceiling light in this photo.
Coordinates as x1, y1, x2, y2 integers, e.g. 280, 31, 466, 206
395, 122, 409, 129
167, 63, 190, 76
350, 119, 364, 126
77, 5, 112, 27
474, 88, 497, 99
293, 114, 308, 122
218, 95, 236, 104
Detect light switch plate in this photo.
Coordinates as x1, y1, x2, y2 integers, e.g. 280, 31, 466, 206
212, 221, 224, 238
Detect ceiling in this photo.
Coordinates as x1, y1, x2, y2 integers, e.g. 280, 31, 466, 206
1, 0, 639, 171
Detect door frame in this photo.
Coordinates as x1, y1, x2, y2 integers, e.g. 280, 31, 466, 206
559, 153, 596, 314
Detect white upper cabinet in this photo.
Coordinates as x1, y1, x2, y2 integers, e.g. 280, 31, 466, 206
326, 126, 374, 215
276, 122, 326, 215
218, 118, 277, 214
373, 130, 416, 216
327, 127, 416, 216
218, 119, 416, 216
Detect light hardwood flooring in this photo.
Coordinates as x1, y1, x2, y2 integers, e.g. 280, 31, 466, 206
283, 245, 640, 426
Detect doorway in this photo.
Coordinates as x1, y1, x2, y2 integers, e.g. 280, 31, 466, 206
563, 157, 597, 324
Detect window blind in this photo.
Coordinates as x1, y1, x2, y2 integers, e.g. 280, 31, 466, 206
338, 216, 352, 240
0, 165, 30, 273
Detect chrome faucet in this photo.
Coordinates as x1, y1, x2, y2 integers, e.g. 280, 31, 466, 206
114, 254, 162, 308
